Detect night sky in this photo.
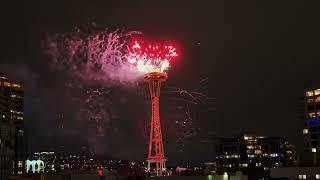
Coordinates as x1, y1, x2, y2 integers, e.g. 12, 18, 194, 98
1, 1, 320, 165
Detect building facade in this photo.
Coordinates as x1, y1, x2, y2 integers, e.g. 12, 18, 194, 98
271, 167, 320, 180
216, 134, 296, 177
0, 73, 26, 179
304, 87, 320, 152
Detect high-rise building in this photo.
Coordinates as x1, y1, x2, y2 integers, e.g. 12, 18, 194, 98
300, 86, 320, 165
0, 73, 26, 179
303, 87, 320, 151
216, 134, 296, 177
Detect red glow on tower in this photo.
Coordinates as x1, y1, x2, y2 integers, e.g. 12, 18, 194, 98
145, 72, 167, 176
128, 40, 178, 176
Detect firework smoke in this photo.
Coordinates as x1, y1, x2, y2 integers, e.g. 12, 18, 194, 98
47, 27, 142, 84
46, 26, 144, 155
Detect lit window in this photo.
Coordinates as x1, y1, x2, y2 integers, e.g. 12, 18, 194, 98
247, 145, 254, 149
17, 116, 23, 120
231, 154, 239, 158
18, 130, 24, 136
256, 162, 261, 167
11, 94, 21, 99
3, 82, 11, 87
303, 129, 309, 135
18, 171, 22, 175
298, 174, 307, 179
307, 98, 314, 104
306, 91, 314, 97
240, 163, 248, 167
315, 89, 320, 95
244, 135, 253, 140
316, 174, 320, 179
309, 112, 316, 118
18, 161, 23, 167
316, 97, 320, 102
255, 150, 262, 154
12, 83, 22, 88
312, 148, 317, 153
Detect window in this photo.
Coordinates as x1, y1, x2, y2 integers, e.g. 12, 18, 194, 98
316, 174, 320, 179
312, 148, 317, 153
240, 163, 248, 167
306, 91, 314, 97
18, 130, 24, 136
309, 112, 316, 118
316, 96, 320, 102
12, 83, 22, 88
18, 161, 23, 167
247, 145, 254, 149
315, 89, 320, 95
18, 171, 22, 175
11, 94, 21, 99
271, 153, 279, 157
255, 150, 262, 154
3, 82, 11, 87
303, 129, 309, 135
298, 174, 307, 179
256, 162, 261, 167
307, 98, 315, 103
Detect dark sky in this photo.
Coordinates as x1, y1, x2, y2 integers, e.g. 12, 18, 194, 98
1, 0, 320, 164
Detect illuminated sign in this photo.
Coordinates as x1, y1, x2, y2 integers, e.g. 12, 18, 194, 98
25, 160, 44, 173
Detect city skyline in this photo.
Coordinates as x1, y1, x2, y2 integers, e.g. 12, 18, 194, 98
0, 0, 320, 165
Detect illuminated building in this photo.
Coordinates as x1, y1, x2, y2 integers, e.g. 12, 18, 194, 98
31, 152, 56, 173
216, 134, 296, 177
29, 151, 98, 173
300, 85, 320, 165
25, 160, 44, 173
0, 72, 26, 179
304, 87, 320, 153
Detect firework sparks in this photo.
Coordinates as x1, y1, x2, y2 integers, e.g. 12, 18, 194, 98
128, 41, 178, 73
164, 86, 214, 105
47, 27, 142, 83
162, 84, 215, 148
